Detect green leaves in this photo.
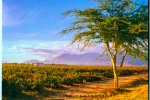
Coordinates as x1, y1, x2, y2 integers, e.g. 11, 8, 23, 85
59, 0, 148, 64
2, 63, 148, 97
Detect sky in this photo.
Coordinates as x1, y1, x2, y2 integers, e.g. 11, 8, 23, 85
2, 0, 101, 63
2, 0, 147, 63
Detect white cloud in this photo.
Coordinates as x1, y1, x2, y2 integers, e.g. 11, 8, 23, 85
37, 41, 105, 55
3, 40, 105, 62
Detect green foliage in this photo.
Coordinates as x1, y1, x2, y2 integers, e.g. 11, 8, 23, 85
86, 75, 102, 82
102, 70, 114, 78
31, 80, 44, 91
74, 74, 85, 84
59, 0, 148, 72
50, 76, 62, 88
2, 79, 9, 96
120, 69, 134, 76
59, 0, 148, 88
62, 77, 74, 85
60, 1, 147, 43
2, 64, 148, 95
2, 78, 22, 97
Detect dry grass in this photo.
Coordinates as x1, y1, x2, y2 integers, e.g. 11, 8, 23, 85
73, 74, 148, 100
106, 84, 148, 100
76, 84, 148, 100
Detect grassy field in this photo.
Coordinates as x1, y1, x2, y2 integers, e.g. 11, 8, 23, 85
77, 84, 148, 100
2, 63, 148, 100
106, 84, 148, 100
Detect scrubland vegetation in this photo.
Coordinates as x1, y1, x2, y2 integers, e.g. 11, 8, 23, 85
2, 63, 148, 100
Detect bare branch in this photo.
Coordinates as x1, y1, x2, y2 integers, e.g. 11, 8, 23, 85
119, 50, 127, 68
95, 49, 107, 61
105, 42, 114, 60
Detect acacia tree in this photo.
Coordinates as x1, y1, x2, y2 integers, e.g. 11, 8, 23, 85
59, 0, 148, 88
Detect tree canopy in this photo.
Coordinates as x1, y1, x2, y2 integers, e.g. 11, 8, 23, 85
59, 0, 148, 88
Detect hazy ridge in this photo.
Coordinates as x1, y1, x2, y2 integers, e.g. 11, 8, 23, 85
23, 52, 147, 66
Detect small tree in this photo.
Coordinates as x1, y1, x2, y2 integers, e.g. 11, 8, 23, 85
59, 0, 148, 88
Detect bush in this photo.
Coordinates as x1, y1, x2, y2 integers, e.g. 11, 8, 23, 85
31, 81, 44, 92
120, 69, 134, 76
2, 79, 9, 96
85, 76, 95, 82
50, 77, 61, 88
74, 75, 85, 84
102, 70, 114, 78
2, 79, 22, 97
62, 77, 74, 85
92, 76, 102, 81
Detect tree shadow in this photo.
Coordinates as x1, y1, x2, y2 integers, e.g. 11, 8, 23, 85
121, 78, 148, 88
2, 93, 37, 100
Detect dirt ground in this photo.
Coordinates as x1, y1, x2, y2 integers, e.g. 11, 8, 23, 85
38, 73, 148, 100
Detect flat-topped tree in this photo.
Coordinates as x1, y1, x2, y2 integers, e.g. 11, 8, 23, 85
58, 0, 148, 88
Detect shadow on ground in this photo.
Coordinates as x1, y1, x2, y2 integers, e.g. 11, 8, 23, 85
2, 93, 37, 100
121, 78, 148, 88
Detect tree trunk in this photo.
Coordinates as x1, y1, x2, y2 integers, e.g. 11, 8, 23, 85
112, 43, 118, 88
114, 71, 118, 88
112, 60, 118, 88
111, 54, 118, 88
118, 50, 127, 76
105, 42, 118, 88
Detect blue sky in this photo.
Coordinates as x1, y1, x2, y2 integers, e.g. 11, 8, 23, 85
2, 0, 147, 63
2, 0, 101, 63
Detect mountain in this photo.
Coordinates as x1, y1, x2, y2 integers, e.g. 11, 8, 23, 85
2, 61, 8, 63
24, 59, 43, 64
47, 52, 101, 64
24, 52, 148, 66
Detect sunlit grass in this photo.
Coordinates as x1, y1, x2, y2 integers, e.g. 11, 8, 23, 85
106, 84, 148, 100
78, 84, 148, 100
77, 78, 148, 100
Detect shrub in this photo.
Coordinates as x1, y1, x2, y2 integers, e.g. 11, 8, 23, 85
50, 77, 61, 88
2, 79, 9, 96
120, 69, 134, 76
74, 75, 85, 84
102, 70, 114, 78
2, 78, 22, 97
62, 77, 74, 85
85, 76, 95, 82
31, 81, 44, 92
92, 76, 102, 81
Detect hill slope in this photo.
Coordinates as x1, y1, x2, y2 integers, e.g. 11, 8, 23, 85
24, 52, 147, 66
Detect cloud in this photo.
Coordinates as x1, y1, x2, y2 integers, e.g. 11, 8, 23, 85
2, 2, 43, 27
2, 3, 23, 26
3, 41, 105, 61
23, 48, 55, 53
30, 41, 104, 57
4, 44, 32, 52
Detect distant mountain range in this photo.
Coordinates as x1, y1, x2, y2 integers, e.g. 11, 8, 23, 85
24, 52, 148, 66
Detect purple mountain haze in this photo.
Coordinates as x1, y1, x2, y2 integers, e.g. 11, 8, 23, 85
24, 52, 148, 66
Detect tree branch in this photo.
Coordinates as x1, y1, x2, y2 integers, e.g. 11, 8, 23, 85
105, 42, 114, 61
119, 50, 127, 68
95, 49, 107, 61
